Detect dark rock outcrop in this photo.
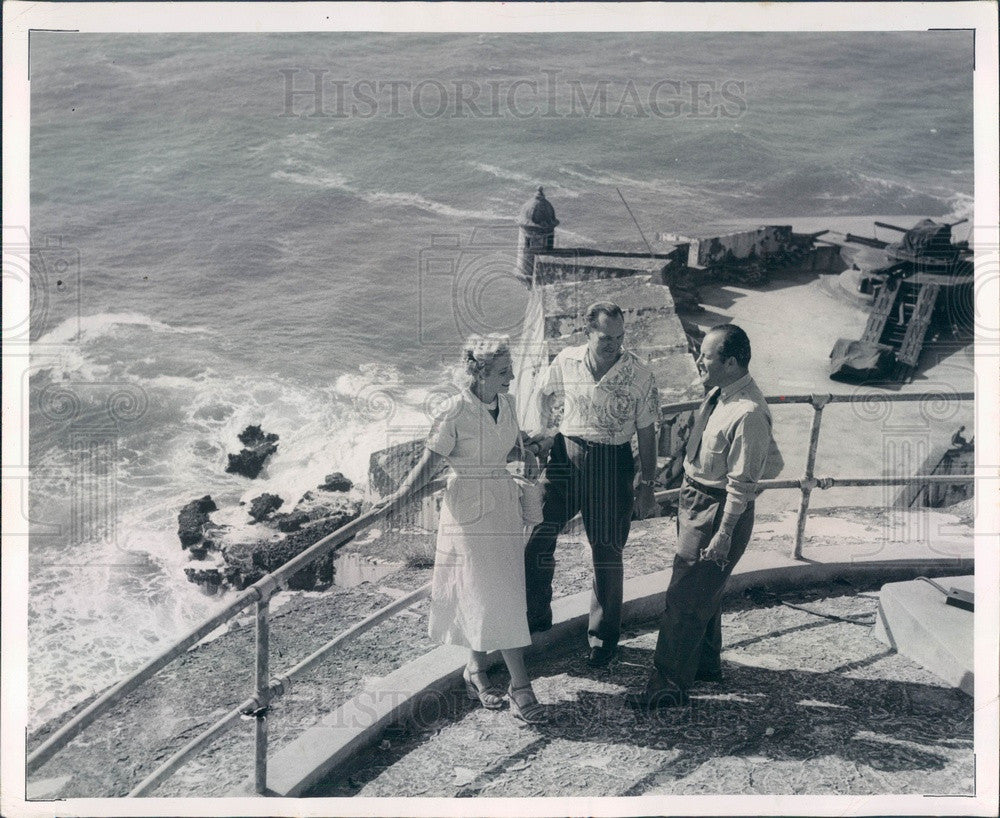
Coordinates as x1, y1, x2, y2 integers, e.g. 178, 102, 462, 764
272, 511, 310, 532
249, 493, 283, 522
217, 503, 362, 591
225, 425, 279, 479
177, 496, 218, 549
319, 471, 353, 493
184, 567, 223, 594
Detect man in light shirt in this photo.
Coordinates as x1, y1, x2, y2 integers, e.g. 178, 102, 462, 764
525, 302, 661, 668
627, 323, 773, 709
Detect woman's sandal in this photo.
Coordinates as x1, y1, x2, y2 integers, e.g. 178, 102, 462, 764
508, 683, 548, 725
463, 667, 505, 710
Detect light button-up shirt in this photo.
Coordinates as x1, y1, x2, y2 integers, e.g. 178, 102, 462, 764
683, 373, 773, 520
536, 345, 659, 445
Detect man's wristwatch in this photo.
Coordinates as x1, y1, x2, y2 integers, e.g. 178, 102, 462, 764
639, 478, 656, 489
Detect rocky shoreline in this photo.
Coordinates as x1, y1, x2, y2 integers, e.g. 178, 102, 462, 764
173, 425, 446, 595
175, 424, 369, 593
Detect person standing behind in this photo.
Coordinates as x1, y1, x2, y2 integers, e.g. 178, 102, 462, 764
525, 302, 661, 668
627, 323, 773, 709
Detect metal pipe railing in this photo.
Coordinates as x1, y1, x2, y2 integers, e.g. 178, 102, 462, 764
27, 481, 442, 776
253, 598, 270, 794
29, 389, 973, 794
658, 390, 974, 417
27, 590, 265, 774
657, 391, 973, 563
127, 582, 431, 796
795, 395, 830, 559
127, 695, 257, 797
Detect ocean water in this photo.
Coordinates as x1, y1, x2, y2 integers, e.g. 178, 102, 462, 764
26, 31, 974, 727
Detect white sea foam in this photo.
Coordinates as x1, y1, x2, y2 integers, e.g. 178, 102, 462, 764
946, 192, 974, 225
272, 165, 505, 221
36, 312, 207, 347
558, 164, 682, 197
469, 162, 582, 198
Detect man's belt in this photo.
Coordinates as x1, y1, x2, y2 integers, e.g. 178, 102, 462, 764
683, 474, 727, 499
565, 434, 632, 451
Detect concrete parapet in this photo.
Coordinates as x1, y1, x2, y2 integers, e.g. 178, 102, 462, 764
533, 253, 667, 286
872, 575, 974, 696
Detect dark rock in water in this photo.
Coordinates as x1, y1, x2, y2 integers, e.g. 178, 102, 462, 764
369, 439, 425, 496
272, 511, 310, 532
319, 471, 353, 493
184, 567, 223, 594
218, 503, 362, 591
238, 424, 279, 448
178, 496, 218, 548
249, 493, 284, 522
226, 425, 279, 479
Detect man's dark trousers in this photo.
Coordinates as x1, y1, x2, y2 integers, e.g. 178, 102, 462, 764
524, 433, 635, 649
650, 478, 754, 691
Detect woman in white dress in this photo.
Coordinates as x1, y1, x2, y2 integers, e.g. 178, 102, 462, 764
379, 334, 548, 725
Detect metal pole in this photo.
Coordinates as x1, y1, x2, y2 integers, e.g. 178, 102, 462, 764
128, 583, 432, 795
794, 394, 831, 560
254, 597, 270, 794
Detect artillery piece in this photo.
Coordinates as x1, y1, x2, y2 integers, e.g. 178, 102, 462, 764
829, 218, 973, 383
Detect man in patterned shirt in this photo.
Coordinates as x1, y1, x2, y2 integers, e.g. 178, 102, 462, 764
526, 301, 661, 668
627, 323, 773, 709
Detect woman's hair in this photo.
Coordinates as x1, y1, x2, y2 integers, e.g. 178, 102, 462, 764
460, 333, 511, 387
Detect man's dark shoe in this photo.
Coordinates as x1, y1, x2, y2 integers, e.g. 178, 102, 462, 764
586, 646, 617, 668
625, 687, 690, 710
693, 669, 724, 684
527, 615, 553, 634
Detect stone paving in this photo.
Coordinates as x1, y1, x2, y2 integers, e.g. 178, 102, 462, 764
314, 586, 974, 798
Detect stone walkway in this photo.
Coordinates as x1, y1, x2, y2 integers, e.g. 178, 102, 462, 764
313, 585, 973, 798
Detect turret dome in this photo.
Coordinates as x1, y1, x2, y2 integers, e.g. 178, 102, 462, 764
518, 187, 559, 230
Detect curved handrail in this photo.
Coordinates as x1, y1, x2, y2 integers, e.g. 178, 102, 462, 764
658, 390, 974, 416
26, 479, 444, 775
26, 389, 974, 788
127, 582, 432, 796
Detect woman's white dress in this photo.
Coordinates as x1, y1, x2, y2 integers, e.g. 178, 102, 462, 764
425, 389, 531, 652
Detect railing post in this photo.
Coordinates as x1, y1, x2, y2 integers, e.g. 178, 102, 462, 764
794, 394, 831, 560
254, 595, 270, 794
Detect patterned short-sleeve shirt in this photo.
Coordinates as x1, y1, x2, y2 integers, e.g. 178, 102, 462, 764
538, 345, 659, 445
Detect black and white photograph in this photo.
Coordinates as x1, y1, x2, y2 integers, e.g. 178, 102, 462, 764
2, 3, 998, 816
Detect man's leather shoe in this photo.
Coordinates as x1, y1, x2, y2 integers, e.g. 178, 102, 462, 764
527, 616, 552, 634
586, 646, 617, 668
693, 669, 724, 684
625, 687, 690, 710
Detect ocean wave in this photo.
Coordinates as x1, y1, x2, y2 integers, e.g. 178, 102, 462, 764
272, 166, 506, 221
470, 162, 582, 198
35, 312, 209, 347
555, 164, 718, 210
365, 190, 506, 221
558, 164, 678, 196
272, 168, 352, 191
944, 192, 974, 225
